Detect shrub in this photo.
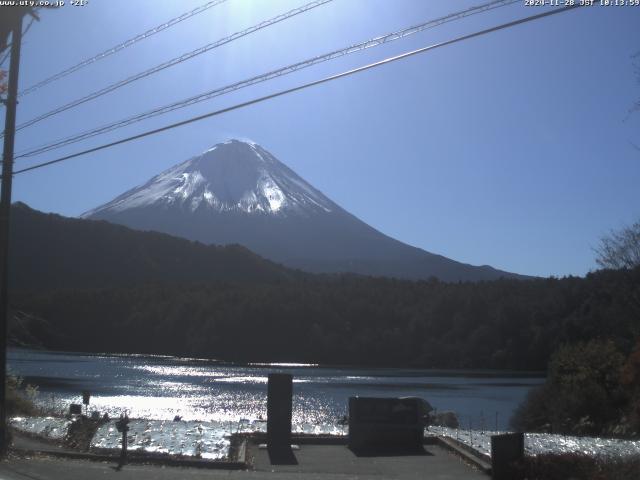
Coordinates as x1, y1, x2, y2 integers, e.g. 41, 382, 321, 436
514, 453, 640, 480
6, 373, 38, 416
510, 339, 627, 435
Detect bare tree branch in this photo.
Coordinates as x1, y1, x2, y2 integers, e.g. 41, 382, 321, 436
595, 221, 640, 270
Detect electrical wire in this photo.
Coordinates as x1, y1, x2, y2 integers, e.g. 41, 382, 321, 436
17, 0, 229, 97
11, 4, 583, 177
11, 0, 334, 133
16, 0, 519, 160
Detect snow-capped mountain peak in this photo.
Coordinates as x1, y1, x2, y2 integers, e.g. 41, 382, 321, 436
82, 139, 524, 282
82, 140, 333, 217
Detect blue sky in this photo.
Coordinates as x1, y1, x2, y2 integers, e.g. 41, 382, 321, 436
3, 0, 639, 278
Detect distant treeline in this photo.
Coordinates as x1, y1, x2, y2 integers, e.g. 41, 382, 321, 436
11, 266, 640, 371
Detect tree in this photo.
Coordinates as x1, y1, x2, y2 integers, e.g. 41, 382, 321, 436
0, 69, 7, 96
595, 221, 640, 270
511, 340, 627, 434
621, 337, 640, 433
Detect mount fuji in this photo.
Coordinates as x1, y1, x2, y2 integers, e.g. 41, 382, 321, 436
83, 139, 522, 281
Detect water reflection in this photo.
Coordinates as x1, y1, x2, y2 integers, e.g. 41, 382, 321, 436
8, 348, 543, 430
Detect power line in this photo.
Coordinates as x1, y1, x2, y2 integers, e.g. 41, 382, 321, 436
10, 0, 334, 134
16, 0, 519, 160
11, 4, 583, 177
17, 0, 229, 97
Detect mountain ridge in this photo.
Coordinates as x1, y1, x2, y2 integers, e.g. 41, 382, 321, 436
9, 201, 299, 291
84, 139, 527, 282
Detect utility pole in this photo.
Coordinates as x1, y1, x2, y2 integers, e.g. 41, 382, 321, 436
0, 9, 24, 455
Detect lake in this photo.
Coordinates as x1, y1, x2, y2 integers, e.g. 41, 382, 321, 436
8, 348, 544, 432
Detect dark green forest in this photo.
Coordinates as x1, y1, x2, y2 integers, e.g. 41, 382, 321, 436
8, 202, 299, 291
11, 267, 640, 371
8, 202, 640, 371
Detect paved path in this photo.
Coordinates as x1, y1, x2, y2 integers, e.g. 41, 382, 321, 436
0, 444, 487, 480
250, 444, 487, 479
10, 433, 72, 455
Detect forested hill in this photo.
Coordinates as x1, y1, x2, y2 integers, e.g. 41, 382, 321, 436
11, 267, 640, 371
8, 202, 300, 291
7, 203, 639, 371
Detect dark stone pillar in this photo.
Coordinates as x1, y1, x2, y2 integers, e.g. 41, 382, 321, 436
491, 432, 524, 480
267, 373, 292, 447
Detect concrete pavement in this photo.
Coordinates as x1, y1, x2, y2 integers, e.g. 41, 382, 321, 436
0, 443, 487, 480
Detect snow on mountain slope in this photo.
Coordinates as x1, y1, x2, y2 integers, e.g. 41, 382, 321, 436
83, 140, 333, 218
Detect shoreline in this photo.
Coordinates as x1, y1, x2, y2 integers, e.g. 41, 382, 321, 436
8, 346, 547, 377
